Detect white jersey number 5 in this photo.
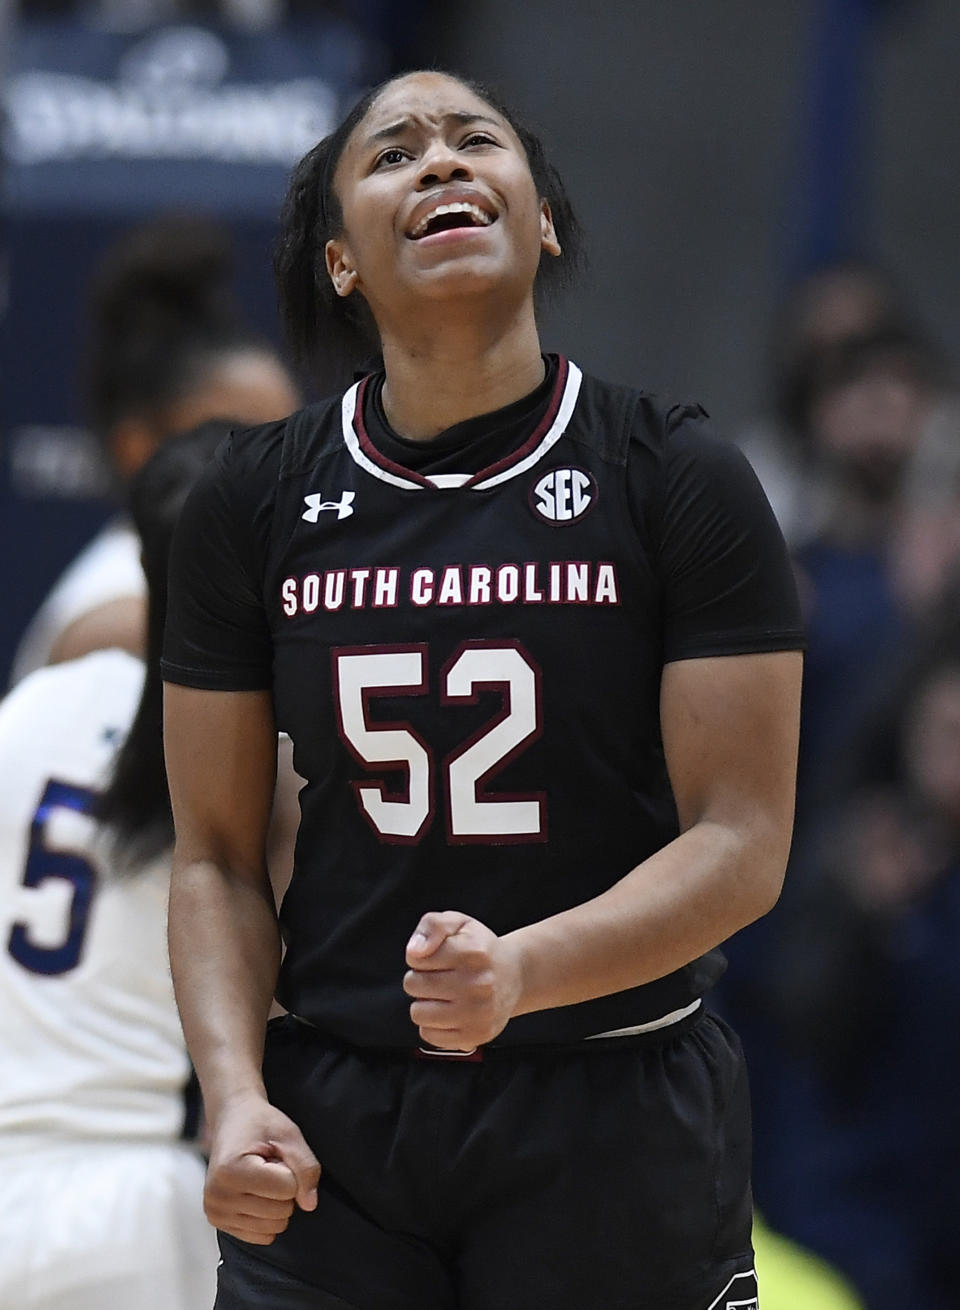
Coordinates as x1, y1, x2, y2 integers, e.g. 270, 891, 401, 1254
334, 642, 544, 844
7, 779, 99, 976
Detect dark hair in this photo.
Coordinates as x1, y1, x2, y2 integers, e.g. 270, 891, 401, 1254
84, 213, 275, 442
96, 419, 235, 869
796, 324, 945, 440
274, 69, 585, 374
772, 258, 919, 436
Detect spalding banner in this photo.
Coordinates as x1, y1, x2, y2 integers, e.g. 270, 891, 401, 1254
4, 18, 382, 210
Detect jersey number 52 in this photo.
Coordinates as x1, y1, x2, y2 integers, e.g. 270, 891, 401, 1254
333, 641, 545, 844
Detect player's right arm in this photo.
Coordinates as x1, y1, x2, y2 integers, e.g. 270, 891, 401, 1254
164, 683, 319, 1243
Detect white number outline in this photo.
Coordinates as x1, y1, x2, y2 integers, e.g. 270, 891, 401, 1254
332, 643, 434, 845
442, 640, 546, 844
332, 642, 545, 845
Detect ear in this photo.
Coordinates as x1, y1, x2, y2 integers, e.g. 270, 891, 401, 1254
325, 238, 359, 298
540, 201, 561, 258
108, 417, 159, 481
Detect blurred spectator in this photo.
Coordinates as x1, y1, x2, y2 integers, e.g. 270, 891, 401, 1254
9, 212, 300, 685
890, 393, 960, 616
772, 262, 911, 434
720, 296, 960, 1310
791, 324, 945, 813
758, 614, 960, 1309
738, 258, 916, 547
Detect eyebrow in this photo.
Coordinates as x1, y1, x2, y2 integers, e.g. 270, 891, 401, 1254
364, 111, 502, 147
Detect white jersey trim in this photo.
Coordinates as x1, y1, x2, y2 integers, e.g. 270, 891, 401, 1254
473, 361, 583, 489
341, 384, 426, 491
339, 361, 583, 492
426, 472, 473, 488
585, 997, 702, 1040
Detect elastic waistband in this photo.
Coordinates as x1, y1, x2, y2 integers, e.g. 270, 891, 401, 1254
287, 998, 703, 1063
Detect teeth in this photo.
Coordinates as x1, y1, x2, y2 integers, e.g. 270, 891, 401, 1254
410, 202, 494, 238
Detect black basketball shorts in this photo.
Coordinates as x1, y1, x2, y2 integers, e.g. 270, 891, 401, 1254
214, 1010, 758, 1310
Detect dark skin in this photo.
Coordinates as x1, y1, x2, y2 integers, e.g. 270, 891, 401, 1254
324, 73, 561, 439
165, 71, 802, 1244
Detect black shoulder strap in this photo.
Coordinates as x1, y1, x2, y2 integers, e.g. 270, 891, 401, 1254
566, 370, 644, 467
277, 395, 343, 482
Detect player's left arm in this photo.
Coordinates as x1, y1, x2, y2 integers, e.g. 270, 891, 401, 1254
47, 595, 146, 665
405, 648, 801, 1049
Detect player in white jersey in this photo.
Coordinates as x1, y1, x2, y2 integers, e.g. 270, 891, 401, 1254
8, 521, 145, 687
0, 424, 230, 1310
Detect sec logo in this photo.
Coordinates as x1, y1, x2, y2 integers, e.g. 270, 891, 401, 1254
530, 467, 597, 524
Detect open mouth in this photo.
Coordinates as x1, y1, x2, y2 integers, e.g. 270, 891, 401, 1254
408, 202, 496, 240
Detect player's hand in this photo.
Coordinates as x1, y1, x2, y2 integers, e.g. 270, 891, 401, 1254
204, 1091, 320, 1245
403, 911, 524, 1050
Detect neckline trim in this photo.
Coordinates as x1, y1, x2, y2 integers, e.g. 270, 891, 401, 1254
340, 357, 582, 492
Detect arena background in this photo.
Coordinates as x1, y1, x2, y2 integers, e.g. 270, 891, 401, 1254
2, 0, 959, 683
3, 5, 960, 1306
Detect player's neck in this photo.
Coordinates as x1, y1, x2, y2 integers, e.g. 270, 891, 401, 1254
378, 310, 546, 442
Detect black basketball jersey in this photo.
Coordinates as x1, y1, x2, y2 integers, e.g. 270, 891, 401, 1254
162, 357, 804, 1047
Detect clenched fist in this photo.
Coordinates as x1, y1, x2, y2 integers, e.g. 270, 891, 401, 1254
204, 1092, 320, 1245
403, 911, 525, 1050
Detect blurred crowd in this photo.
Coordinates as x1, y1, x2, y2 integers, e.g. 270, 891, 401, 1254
721, 257, 960, 1310
18, 0, 419, 34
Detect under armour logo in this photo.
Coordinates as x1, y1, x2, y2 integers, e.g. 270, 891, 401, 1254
302, 491, 355, 522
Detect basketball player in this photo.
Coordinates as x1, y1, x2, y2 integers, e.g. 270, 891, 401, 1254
10, 215, 299, 687
163, 70, 804, 1310
0, 426, 228, 1310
